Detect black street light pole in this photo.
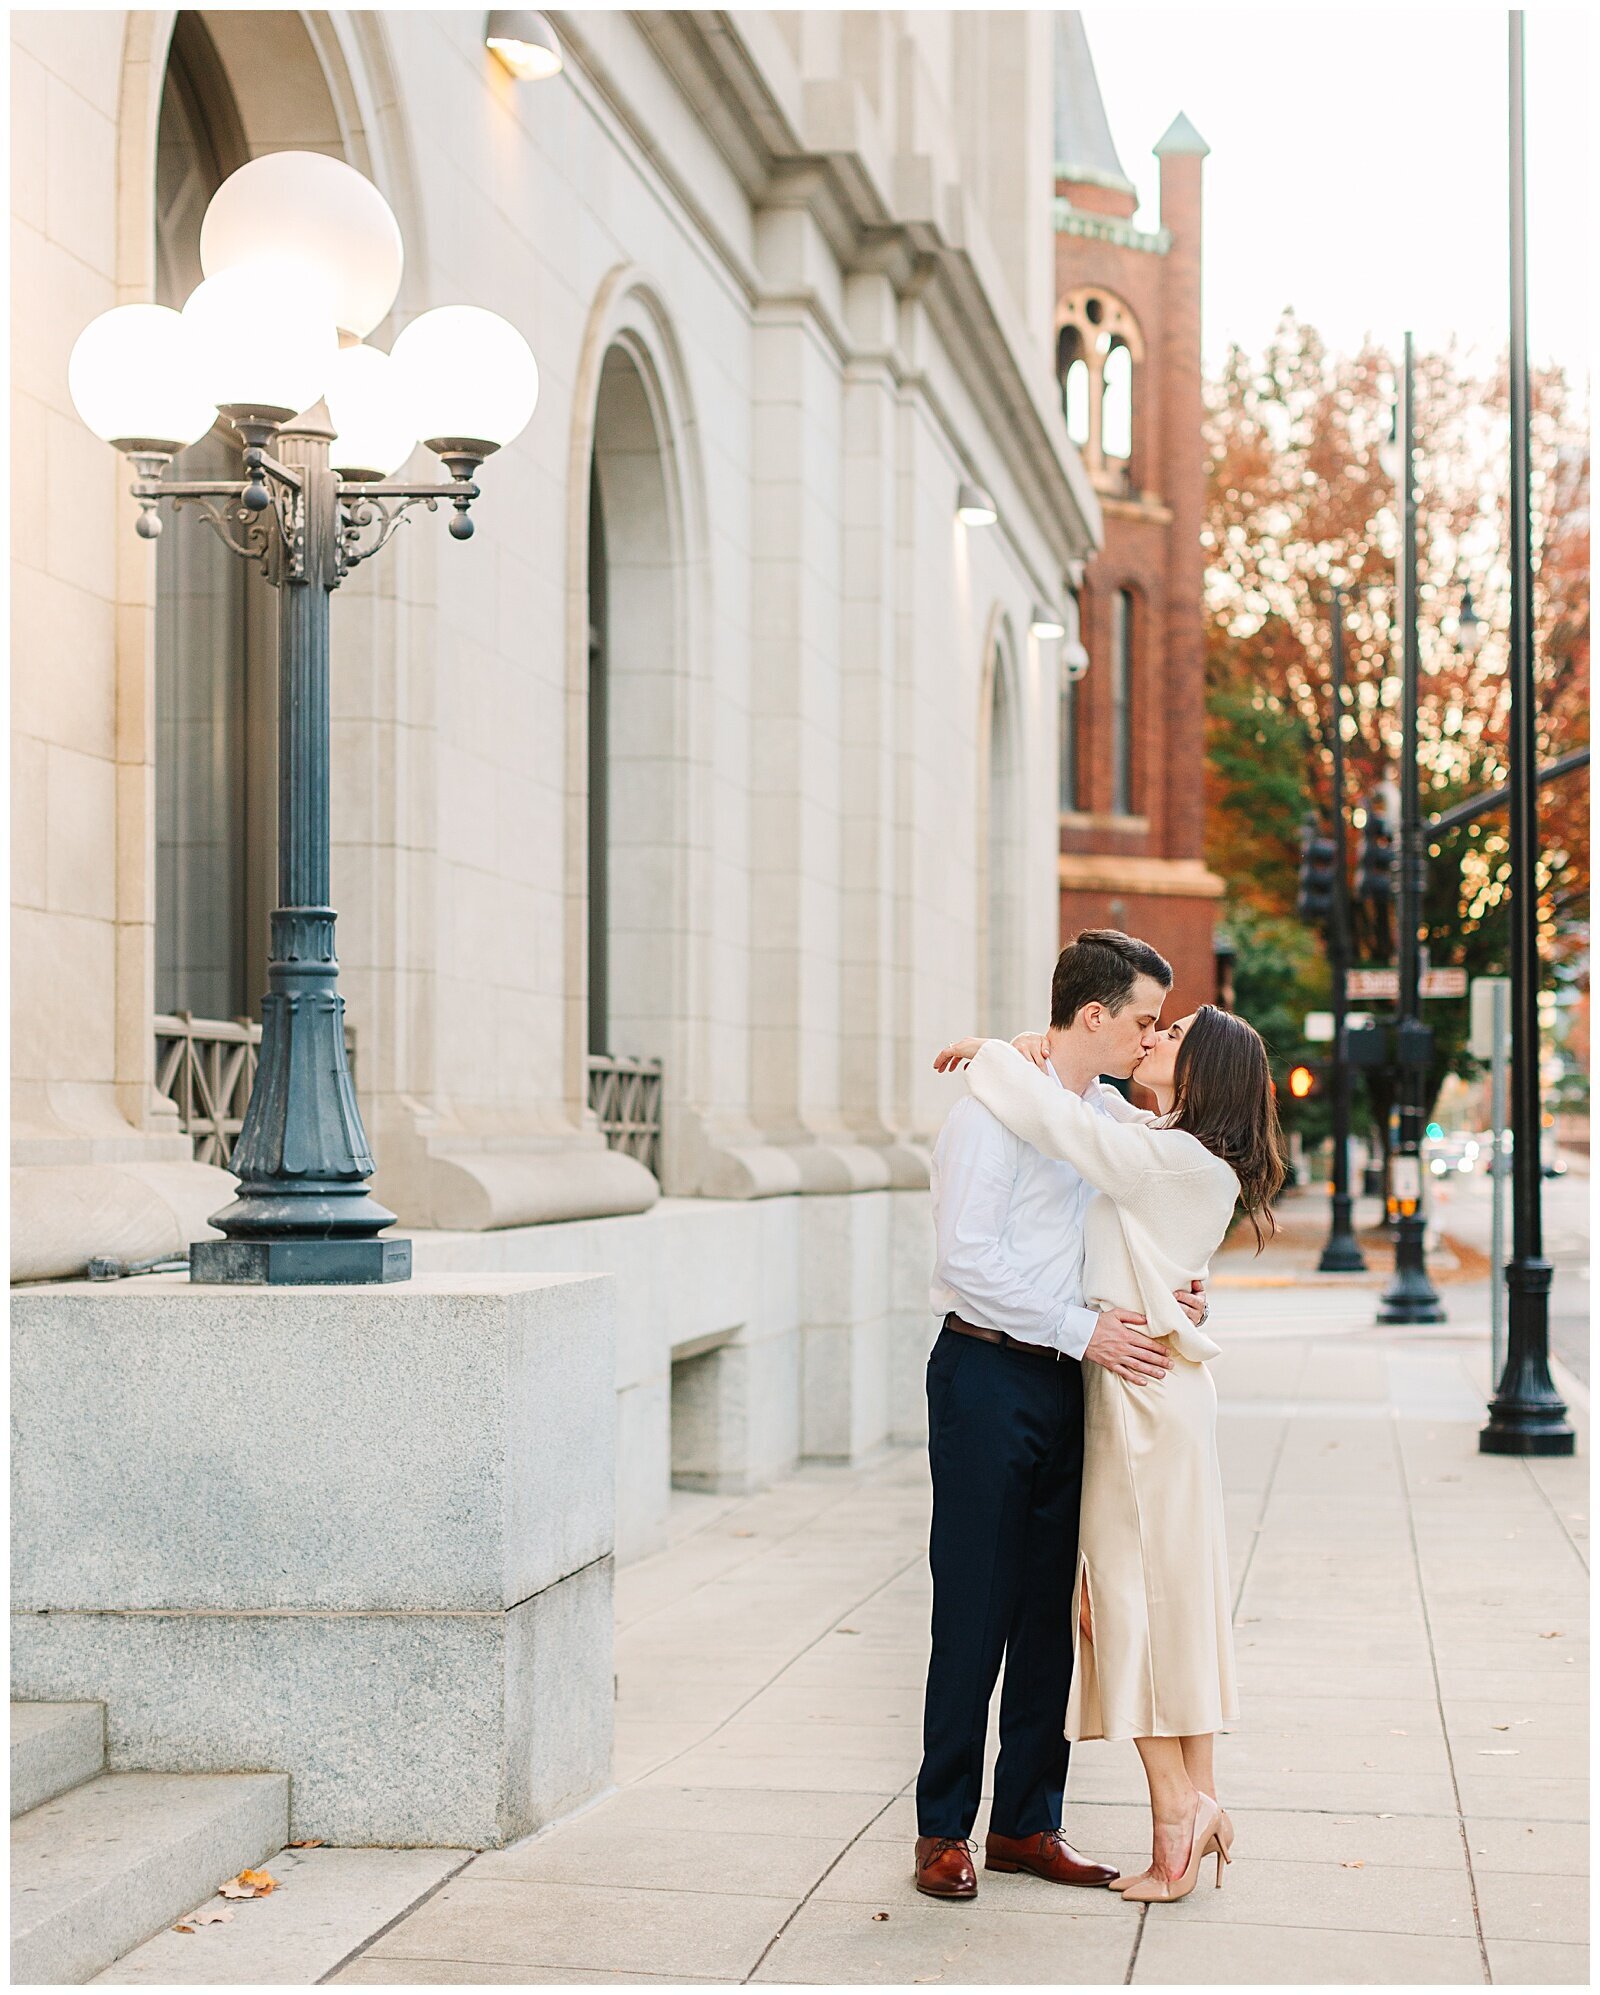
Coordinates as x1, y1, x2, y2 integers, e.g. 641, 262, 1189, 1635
1378, 332, 1444, 1323
1480, 10, 1574, 1453
1319, 583, 1366, 1272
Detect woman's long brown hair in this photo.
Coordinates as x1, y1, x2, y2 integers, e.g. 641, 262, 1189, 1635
1169, 1005, 1288, 1251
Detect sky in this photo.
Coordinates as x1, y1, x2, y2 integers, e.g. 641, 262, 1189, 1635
1079, 5, 1590, 381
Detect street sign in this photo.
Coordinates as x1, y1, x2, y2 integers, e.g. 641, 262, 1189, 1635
1304, 1012, 1335, 1043
1469, 975, 1512, 1060
1346, 968, 1468, 1001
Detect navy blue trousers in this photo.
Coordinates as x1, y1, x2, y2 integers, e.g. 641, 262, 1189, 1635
915, 1322, 1084, 1840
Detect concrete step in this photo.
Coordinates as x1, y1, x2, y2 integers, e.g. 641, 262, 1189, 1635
91, 1843, 469, 1984
11, 1770, 289, 1986
11, 1703, 106, 1819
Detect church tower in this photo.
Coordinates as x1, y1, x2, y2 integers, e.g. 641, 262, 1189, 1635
1052, 14, 1223, 1013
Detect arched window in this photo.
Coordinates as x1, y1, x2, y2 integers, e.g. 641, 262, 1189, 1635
1111, 588, 1135, 814
1055, 289, 1144, 491
983, 635, 1023, 1034
1058, 326, 1090, 447
153, 14, 276, 1020
1102, 343, 1133, 461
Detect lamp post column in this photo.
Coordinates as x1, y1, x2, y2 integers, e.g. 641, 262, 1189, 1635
1480, 10, 1572, 1453
1319, 584, 1366, 1272
1378, 331, 1443, 1323
190, 407, 409, 1285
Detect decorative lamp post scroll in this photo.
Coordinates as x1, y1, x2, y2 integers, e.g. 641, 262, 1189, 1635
69, 151, 540, 1285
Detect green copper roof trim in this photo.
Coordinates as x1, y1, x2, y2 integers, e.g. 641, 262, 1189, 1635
1154, 111, 1211, 157
1052, 199, 1171, 256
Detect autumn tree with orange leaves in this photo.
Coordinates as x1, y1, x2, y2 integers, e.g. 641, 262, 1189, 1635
1202, 314, 1589, 1108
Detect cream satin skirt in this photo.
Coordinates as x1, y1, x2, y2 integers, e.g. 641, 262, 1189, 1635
1065, 1352, 1238, 1742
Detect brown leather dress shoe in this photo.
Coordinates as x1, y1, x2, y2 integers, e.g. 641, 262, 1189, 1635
914, 1836, 978, 1898
984, 1828, 1119, 1886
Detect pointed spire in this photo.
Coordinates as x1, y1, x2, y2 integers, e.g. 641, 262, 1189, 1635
1154, 111, 1210, 158
1054, 12, 1135, 194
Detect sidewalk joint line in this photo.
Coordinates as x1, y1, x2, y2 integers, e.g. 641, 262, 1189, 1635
319, 1853, 477, 1984
1518, 1455, 1590, 1577
741, 1791, 903, 1984
1389, 1416, 1492, 1985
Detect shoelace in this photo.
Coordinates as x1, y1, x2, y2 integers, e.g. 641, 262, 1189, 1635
920, 1836, 974, 1868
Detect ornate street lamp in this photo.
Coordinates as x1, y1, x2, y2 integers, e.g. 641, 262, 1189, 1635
1480, 11, 1573, 1455
1318, 580, 1367, 1273
69, 151, 540, 1285
1377, 331, 1444, 1324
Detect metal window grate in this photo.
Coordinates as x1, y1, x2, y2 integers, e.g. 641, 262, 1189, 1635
154, 1012, 355, 1169
586, 1054, 662, 1178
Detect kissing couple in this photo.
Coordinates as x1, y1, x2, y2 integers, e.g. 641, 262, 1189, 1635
913, 928, 1286, 1906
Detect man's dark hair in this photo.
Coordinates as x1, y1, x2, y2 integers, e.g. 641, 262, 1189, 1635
1050, 928, 1173, 1029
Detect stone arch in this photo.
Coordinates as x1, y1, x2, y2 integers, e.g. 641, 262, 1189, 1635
564, 269, 711, 1189
977, 609, 1027, 1035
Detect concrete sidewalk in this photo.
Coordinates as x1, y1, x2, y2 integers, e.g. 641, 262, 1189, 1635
337, 1275, 1589, 1986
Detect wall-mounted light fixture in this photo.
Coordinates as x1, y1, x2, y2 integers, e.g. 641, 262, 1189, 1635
1029, 603, 1066, 640
1060, 638, 1090, 683
486, 10, 564, 81
956, 479, 997, 527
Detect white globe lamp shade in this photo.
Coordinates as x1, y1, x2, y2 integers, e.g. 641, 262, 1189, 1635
182, 258, 339, 420
1061, 639, 1090, 683
200, 150, 403, 339
67, 304, 217, 451
324, 343, 418, 478
390, 305, 539, 453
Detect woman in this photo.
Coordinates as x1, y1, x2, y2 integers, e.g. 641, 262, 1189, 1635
934, 1005, 1285, 1904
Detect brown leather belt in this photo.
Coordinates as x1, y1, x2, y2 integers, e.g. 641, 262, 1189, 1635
943, 1311, 1063, 1361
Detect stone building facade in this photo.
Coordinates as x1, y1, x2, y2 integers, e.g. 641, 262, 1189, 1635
1050, 14, 1222, 1013
10, 10, 1100, 1560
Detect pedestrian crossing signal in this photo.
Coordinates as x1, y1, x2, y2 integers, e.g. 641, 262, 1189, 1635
1288, 1064, 1317, 1100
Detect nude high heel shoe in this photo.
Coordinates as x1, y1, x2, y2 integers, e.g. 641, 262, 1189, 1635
1117, 1796, 1225, 1904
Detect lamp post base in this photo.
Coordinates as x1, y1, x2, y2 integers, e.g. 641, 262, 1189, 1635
1318, 1234, 1369, 1273
190, 1236, 413, 1286
1478, 1416, 1576, 1458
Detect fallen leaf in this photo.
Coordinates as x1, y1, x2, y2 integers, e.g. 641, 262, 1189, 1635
837, 1627, 860, 1636
1342, 1860, 1365, 1869
1378, 1814, 1394, 1820
288, 1838, 323, 1848
1478, 1749, 1519, 1756
732, 1530, 754, 1538
219, 1868, 280, 1899
1540, 1631, 1563, 1639
1492, 1724, 1511, 1731
189, 1909, 234, 1927
173, 1925, 195, 1935
872, 1912, 889, 1922
1389, 1729, 1407, 1736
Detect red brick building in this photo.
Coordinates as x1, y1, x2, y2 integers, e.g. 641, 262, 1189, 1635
1052, 15, 1222, 1015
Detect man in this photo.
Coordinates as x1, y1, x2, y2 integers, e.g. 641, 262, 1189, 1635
914, 929, 1207, 1899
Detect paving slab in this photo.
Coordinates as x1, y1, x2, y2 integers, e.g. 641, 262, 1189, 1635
1472, 1868, 1590, 1944
365, 1875, 795, 1980
1480, 1937, 1591, 1984
750, 1894, 1136, 1983
1131, 1918, 1485, 1984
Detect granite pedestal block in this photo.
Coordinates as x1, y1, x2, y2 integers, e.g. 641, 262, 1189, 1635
11, 1273, 616, 1847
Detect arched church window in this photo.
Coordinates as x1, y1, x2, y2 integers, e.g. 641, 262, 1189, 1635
1102, 343, 1133, 461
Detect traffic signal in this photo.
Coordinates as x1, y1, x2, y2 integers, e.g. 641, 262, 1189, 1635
1356, 802, 1395, 904
1295, 817, 1337, 924
1287, 1063, 1318, 1100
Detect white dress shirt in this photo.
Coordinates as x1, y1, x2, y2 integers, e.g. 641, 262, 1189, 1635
929, 1064, 1121, 1359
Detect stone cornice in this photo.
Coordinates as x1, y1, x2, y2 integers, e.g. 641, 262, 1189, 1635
554, 9, 1101, 569
1053, 198, 1171, 257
